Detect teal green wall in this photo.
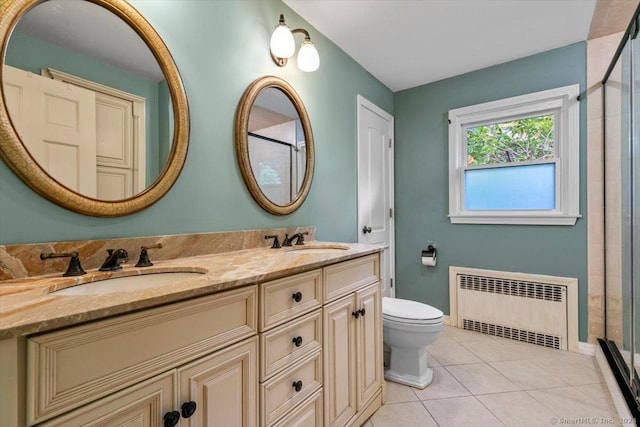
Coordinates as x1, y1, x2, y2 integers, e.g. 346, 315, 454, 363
393, 42, 589, 341
0, 0, 393, 244
5, 30, 165, 181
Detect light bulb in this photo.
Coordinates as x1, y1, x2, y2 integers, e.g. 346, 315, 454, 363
270, 24, 295, 59
297, 40, 319, 72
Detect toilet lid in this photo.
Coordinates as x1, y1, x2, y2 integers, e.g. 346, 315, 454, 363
382, 297, 443, 320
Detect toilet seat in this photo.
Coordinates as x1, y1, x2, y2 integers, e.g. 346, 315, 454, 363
382, 297, 443, 325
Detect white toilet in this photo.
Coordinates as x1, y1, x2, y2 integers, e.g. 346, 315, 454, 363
382, 297, 444, 389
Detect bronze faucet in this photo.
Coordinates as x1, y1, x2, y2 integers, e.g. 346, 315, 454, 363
282, 232, 309, 246
99, 249, 129, 271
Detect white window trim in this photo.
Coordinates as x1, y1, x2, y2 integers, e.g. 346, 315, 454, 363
448, 84, 581, 225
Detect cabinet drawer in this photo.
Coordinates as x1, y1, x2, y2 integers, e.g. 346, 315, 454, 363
27, 286, 257, 425
261, 348, 322, 426
260, 270, 322, 331
260, 309, 322, 381
272, 388, 323, 427
323, 255, 379, 302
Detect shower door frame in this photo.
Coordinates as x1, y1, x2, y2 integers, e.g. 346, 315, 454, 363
601, 3, 640, 421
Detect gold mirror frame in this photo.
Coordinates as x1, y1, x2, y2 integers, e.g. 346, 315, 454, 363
0, 0, 189, 217
235, 76, 314, 216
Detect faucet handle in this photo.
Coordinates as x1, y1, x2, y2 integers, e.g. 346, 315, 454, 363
265, 235, 281, 249
135, 244, 162, 267
40, 251, 86, 277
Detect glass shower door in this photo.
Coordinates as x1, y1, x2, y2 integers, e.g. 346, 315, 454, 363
604, 22, 640, 413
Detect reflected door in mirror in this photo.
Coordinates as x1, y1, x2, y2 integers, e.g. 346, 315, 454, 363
4, 65, 98, 196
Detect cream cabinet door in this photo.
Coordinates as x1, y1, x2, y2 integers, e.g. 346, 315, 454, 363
4, 65, 97, 196
323, 294, 357, 427
38, 371, 177, 427
355, 284, 382, 409
177, 337, 258, 427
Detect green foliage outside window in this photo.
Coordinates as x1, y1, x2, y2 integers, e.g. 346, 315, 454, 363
466, 115, 554, 166
258, 163, 281, 185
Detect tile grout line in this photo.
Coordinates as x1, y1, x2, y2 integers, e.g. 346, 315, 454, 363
416, 396, 443, 427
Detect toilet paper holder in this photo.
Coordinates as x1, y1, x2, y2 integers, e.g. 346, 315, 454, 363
421, 245, 437, 266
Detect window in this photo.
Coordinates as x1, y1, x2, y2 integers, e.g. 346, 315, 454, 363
448, 84, 580, 225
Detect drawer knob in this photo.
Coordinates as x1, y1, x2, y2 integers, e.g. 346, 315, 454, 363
163, 410, 180, 427
292, 380, 303, 392
352, 310, 360, 319
181, 401, 197, 418
292, 336, 303, 347
359, 307, 366, 317
292, 291, 303, 302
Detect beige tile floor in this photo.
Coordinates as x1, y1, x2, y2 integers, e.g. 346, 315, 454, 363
363, 325, 630, 427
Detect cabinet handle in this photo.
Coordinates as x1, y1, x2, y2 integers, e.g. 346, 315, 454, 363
359, 307, 366, 317
362, 226, 372, 234
293, 336, 303, 347
352, 310, 360, 319
163, 410, 180, 427
181, 401, 197, 418
292, 291, 303, 302
292, 380, 303, 392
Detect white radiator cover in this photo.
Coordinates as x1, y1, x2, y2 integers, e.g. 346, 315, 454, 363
449, 266, 579, 352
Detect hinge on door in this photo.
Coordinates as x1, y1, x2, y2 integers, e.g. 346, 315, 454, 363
389, 208, 393, 218
388, 138, 392, 148
390, 278, 393, 288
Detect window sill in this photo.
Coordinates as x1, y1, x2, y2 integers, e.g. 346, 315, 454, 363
449, 214, 580, 225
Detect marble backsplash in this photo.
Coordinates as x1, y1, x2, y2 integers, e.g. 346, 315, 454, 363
0, 227, 316, 281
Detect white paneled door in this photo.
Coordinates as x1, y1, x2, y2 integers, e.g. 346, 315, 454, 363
357, 95, 394, 297
4, 65, 97, 196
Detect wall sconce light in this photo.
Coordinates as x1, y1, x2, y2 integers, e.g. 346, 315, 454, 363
270, 14, 320, 72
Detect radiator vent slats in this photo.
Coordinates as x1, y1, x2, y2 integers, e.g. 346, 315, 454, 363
453, 268, 572, 351
458, 274, 564, 302
462, 319, 561, 349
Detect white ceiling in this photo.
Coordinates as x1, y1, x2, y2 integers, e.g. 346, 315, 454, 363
283, 0, 597, 92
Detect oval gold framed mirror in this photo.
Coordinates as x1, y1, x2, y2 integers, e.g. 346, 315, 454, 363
0, 0, 189, 217
235, 76, 314, 215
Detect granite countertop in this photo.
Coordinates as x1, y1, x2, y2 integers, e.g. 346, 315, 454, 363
0, 242, 383, 339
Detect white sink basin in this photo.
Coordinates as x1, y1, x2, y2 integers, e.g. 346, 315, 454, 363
287, 244, 350, 254
53, 272, 205, 296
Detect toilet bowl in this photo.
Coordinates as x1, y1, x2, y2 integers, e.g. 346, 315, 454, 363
382, 297, 444, 389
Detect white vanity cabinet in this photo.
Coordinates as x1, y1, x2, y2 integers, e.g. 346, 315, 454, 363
26, 286, 258, 426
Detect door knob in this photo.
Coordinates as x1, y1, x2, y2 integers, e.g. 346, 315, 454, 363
362, 226, 372, 234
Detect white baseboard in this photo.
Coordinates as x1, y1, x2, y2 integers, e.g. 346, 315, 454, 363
578, 341, 596, 356
595, 345, 636, 425
443, 314, 451, 326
